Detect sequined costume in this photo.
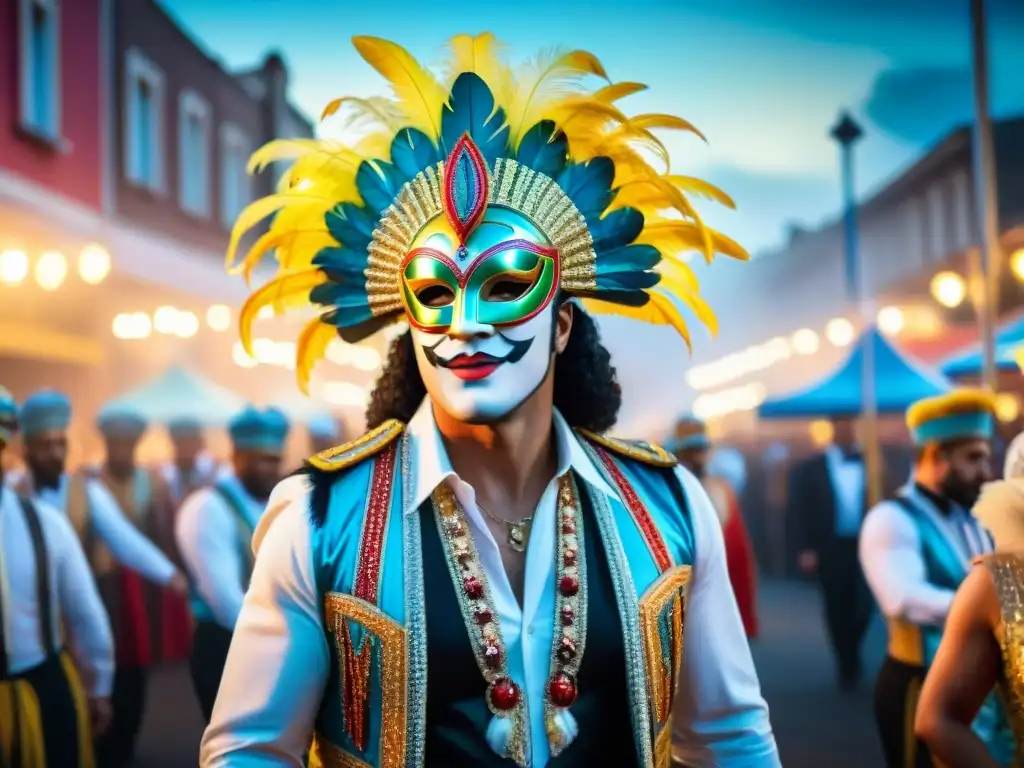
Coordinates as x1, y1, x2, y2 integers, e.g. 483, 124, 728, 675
203, 34, 778, 767
981, 553, 1024, 764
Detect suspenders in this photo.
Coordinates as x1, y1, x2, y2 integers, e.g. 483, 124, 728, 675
210, 484, 255, 585
0, 495, 56, 678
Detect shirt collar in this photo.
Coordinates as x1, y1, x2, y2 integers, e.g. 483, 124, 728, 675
403, 398, 615, 515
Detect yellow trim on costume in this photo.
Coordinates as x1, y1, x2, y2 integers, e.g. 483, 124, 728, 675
0, 678, 45, 767
576, 429, 678, 468
323, 592, 407, 768
654, 721, 673, 768
904, 676, 923, 768
888, 618, 925, 667
906, 388, 997, 430
308, 420, 405, 473
638, 564, 692, 724
61, 652, 94, 768
309, 733, 373, 768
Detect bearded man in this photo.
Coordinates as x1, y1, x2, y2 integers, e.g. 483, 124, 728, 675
201, 33, 779, 767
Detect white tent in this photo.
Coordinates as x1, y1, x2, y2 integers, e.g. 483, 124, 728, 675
103, 365, 245, 426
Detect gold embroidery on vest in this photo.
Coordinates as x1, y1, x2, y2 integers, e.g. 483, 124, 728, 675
984, 553, 1024, 758
638, 564, 692, 724
309, 733, 372, 768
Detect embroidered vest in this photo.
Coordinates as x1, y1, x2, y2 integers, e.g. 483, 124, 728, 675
304, 421, 692, 768
984, 553, 1024, 765
188, 480, 256, 625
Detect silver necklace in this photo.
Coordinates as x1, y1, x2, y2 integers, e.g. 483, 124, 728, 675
476, 501, 532, 553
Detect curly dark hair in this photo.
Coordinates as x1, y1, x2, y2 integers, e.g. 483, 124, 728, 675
365, 303, 622, 433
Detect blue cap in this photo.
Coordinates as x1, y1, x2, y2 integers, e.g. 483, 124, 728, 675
228, 405, 290, 454
666, 414, 709, 453
0, 386, 17, 445
307, 413, 340, 441
97, 404, 148, 440
906, 389, 997, 447
168, 416, 203, 438
19, 389, 71, 438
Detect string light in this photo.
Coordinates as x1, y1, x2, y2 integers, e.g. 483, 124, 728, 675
825, 317, 855, 347
112, 312, 152, 340
995, 393, 1021, 423
321, 381, 369, 408
692, 383, 766, 420
78, 243, 111, 285
809, 420, 834, 447
35, 251, 67, 291
206, 304, 231, 332
877, 306, 905, 335
930, 271, 966, 308
0, 249, 29, 285
791, 328, 819, 355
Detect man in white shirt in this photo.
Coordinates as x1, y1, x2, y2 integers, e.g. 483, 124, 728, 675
162, 416, 221, 509
859, 389, 1012, 767
202, 36, 778, 767
0, 385, 115, 767
175, 406, 289, 723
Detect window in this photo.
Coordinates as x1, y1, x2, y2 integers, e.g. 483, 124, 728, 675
18, 0, 61, 139
178, 90, 211, 217
220, 124, 251, 229
124, 48, 165, 192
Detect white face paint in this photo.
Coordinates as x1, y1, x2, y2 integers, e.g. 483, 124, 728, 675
411, 308, 555, 424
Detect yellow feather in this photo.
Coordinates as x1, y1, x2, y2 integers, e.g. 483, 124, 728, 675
506, 48, 610, 147
351, 36, 448, 140
237, 228, 335, 285
239, 270, 327, 356
295, 318, 338, 395
226, 193, 341, 271
320, 96, 404, 134
446, 33, 514, 108
654, 275, 719, 335
664, 175, 736, 208
624, 113, 706, 142
592, 81, 647, 104
247, 139, 360, 175
582, 292, 693, 351
637, 221, 750, 264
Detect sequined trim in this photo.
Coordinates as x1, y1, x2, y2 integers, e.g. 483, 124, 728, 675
638, 565, 692, 724
984, 552, 1024, 759
308, 420, 405, 472
588, 486, 655, 767
585, 443, 675, 574
323, 593, 407, 768
310, 733, 373, 768
353, 444, 398, 603
431, 484, 530, 766
576, 430, 677, 468
400, 435, 428, 766
654, 722, 672, 768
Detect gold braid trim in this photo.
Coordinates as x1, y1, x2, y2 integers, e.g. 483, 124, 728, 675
307, 419, 405, 473
575, 429, 678, 468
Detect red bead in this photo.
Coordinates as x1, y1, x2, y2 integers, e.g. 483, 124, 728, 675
548, 673, 578, 708
474, 606, 493, 625
559, 575, 579, 596
562, 521, 576, 535
489, 678, 520, 711
557, 636, 577, 663
563, 549, 577, 565
561, 605, 575, 625
484, 641, 503, 669
463, 577, 483, 599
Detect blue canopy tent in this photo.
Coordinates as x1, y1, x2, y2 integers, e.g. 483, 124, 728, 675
759, 326, 951, 419
103, 364, 246, 426
940, 314, 1024, 377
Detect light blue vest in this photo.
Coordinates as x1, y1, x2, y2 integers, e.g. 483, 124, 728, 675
305, 425, 696, 768
188, 478, 259, 625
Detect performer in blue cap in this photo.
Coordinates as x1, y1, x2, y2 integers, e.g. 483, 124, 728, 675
162, 417, 222, 509
307, 412, 343, 455
860, 388, 1013, 767
175, 405, 289, 722
0, 386, 115, 767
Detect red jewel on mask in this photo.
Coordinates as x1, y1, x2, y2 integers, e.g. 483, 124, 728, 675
548, 673, 578, 708
463, 576, 484, 599
489, 677, 520, 711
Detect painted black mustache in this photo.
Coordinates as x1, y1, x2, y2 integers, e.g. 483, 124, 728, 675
422, 333, 535, 369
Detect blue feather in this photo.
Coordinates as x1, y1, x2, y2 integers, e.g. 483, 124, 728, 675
390, 128, 441, 180
310, 282, 372, 311
589, 208, 644, 253
312, 248, 369, 280
590, 288, 650, 307
324, 203, 375, 251
594, 269, 660, 291
355, 160, 406, 215
594, 244, 660, 273
557, 158, 615, 223
515, 120, 568, 179
440, 73, 509, 165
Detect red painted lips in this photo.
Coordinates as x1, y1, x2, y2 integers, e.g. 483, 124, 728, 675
445, 353, 502, 381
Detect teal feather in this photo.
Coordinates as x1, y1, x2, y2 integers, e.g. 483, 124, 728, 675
441, 73, 509, 165
595, 244, 660, 273
355, 160, 405, 215
515, 120, 568, 179
589, 208, 643, 253
324, 203, 375, 251
557, 158, 615, 223
594, 269, 660, 291
310, 282, 371, 310
589, 288, 650, 306
390, 128, 441, 180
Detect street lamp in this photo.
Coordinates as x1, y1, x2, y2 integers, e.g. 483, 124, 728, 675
830, 110, 882, 507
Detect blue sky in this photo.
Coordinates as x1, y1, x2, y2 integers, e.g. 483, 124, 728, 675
158, 0, 1024, 428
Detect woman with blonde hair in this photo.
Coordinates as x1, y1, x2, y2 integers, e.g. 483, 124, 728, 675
914, 444, 1024, 767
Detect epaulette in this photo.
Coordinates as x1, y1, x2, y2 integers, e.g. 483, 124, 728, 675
575, 429, 678, 468
307, 419, 405, 473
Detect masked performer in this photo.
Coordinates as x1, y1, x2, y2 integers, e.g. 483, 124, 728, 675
0, 386, 114, 767
203, 34, 778, 767
859, 389, 1013, 767
670, 416, 758, 639
175, 406, 289, 723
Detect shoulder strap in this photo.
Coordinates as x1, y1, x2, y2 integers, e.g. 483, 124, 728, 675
17, 495, 55, 655
211, 483, 256, 577
575, 429, 677, 468
307, 419, 405, 473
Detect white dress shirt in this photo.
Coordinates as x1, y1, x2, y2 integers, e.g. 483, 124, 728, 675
175, 475, 265, 631
0, 486, 114, 696
161, 452, 221, 505
859, 485, 991, 626
825, 445, 865, 538
202, 402, 778, 767
33, 474, 177, 586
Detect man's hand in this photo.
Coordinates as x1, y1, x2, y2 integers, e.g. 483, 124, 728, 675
168, 571, 189, 596
89, 696, 112, 736
798, 549, 818, 574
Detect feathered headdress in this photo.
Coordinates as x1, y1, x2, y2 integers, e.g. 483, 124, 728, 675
227, 34, 748, 391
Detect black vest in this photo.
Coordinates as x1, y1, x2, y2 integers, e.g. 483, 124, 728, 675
421, 477, 638, 766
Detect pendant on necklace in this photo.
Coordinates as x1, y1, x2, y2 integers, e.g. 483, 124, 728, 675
507, 519, 530, 553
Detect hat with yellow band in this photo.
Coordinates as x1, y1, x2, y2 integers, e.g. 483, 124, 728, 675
905, 388, 998, 446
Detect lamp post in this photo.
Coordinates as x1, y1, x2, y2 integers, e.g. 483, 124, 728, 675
971, 0, 1001, 393
831, 111, 883, 507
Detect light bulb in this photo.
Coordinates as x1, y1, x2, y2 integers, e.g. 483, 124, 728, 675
78, 243, 111, 285
930, 271, 966, 309
206, 304, 231, 331
35, 250, 67, 291
0, 249, 29, 285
